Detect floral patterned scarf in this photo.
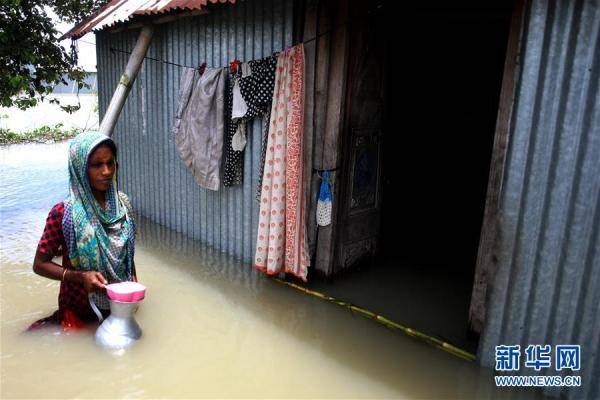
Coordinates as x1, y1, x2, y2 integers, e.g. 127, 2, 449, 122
62, 131, 135, 309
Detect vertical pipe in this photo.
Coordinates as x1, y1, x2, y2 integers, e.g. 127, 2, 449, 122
100, 25, 154, 137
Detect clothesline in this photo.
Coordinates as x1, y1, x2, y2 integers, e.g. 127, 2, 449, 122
108, 31, 342, 176
107, 22, 347, 176
108, 25, 340, 70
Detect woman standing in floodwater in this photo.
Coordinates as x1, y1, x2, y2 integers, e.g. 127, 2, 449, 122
30, 131, 136, 329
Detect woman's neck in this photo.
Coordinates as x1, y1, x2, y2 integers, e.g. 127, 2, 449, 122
92, 189, 106, 209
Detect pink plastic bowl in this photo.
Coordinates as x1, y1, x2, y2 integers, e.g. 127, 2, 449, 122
105, 282, 146, 302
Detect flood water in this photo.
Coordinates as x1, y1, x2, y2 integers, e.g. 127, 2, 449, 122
0, 142, 540, 399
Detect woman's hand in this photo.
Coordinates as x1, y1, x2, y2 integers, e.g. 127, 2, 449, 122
32, 251, 108, 292
79, 271, 108, 292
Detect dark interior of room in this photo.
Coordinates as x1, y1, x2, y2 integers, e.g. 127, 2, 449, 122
379, 0, 513, 349
307, 0, 514, 353
379, 0, 512, 272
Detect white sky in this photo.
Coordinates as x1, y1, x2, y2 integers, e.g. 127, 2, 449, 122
48, 8, 97, 72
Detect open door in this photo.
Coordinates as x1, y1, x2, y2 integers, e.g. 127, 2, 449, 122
323, 0, 513, 351
333, 4, 386, 274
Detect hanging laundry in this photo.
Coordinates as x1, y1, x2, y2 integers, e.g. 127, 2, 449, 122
231, 123, 247, 152
229, 62, 250, 153
228, 60, 250, 154
231, 62, 249, 119
316, 170, 333, 226
223, 70, 244, 185
255, 44, 310, 281
223, 55, 277, 188
173, 67, 226, 191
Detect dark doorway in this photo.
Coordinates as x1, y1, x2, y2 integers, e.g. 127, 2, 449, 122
380, 1, 513, 271
379, 0, 513, 351
308, 0, 514, 353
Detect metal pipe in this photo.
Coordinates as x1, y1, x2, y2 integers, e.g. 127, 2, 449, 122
100, 25, 154, 137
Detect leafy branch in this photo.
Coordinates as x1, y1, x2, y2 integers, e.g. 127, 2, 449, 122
0, 0, 106, 112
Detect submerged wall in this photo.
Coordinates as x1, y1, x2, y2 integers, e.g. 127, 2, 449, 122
479, 1, 599, 398
96, 0, 294, 262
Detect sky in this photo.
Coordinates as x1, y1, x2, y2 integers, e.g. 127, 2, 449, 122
48, 8, 97, 72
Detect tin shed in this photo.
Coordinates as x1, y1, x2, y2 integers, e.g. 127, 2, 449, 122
66, 0, 599, 398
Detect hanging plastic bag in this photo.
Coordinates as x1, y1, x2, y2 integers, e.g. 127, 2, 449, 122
317, 170, 333, 226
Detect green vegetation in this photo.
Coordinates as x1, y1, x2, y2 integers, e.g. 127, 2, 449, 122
0, 0, 106, 111
0, 124, 80, 145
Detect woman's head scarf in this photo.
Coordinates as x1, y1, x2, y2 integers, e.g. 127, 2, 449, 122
62, 131, 135, 309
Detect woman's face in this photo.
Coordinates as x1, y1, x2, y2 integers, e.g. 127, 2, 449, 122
87, 144, 116, 193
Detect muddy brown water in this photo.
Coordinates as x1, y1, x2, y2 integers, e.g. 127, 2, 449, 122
0, 142, 540, 399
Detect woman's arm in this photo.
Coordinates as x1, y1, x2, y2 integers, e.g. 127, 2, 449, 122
132, 261, 138, 282
33, 250, 108, 292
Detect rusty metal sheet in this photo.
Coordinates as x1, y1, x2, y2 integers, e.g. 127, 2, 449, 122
138, 0, 205, 14
63, 0, 236, 39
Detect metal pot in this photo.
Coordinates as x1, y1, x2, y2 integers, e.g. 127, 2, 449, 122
95, 299, 142, 349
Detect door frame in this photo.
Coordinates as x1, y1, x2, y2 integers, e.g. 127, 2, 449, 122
468, 0, 528, 334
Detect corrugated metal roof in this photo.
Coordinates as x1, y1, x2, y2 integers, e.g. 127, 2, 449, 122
63, 0, 236, 39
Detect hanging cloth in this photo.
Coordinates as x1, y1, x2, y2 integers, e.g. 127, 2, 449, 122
223, 55, 277, 188
230, 63, 250, 152
173, 67, 226, 191
255, 44, 310, 281
231, 62, 249, 119
223, 69, 245, 185
316, 170, 333, 226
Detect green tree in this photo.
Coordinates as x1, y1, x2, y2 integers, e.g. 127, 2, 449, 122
0, 0, 105, 111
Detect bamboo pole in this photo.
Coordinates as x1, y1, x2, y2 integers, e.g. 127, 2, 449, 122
273, 278, 477, 362
99, 25, 154, 137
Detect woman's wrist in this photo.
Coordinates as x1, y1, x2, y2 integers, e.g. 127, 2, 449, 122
64, 269, 83, 284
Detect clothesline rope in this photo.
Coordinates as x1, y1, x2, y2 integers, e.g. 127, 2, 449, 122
108, 24, 342, 70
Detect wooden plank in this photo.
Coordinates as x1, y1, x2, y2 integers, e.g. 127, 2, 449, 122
331, 3, 385, 276
322, 0, 347, 169
314, 0, 349, 277
310, 0, 332, 276
303, 0, 319, 255
468, 0, 527, 334
312, 0, 332, 168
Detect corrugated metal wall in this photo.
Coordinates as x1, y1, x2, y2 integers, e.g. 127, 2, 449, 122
479, 1, 599, 399
96, 0, 294, 262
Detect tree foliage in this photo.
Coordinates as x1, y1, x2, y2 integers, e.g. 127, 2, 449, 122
0, 0, 106, 111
